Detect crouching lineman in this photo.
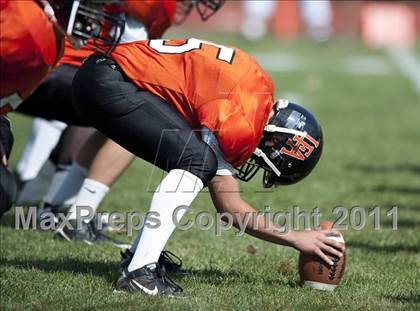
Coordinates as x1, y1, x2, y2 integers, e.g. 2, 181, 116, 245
0, 0, 124, 216
68, 39, 345, 296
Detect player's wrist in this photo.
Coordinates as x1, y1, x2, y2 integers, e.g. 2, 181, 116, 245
280, 230, 298, 249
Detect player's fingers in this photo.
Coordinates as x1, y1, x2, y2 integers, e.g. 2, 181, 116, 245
320, 243, 342, 258
315, 248, 334, 266
323, 237, 345, 252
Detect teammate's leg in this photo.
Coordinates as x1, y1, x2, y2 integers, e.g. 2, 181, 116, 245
13, 64, 90, 207
66, 138, 135, 223
299, 0, 332, 42
52, 126, 98, 165
14, 118, 67, 205
36, 127, 133, 233
85, 139, 135, 187
241, 0, 276, 40
16, 118, 67, 183
41, 127, 98, 208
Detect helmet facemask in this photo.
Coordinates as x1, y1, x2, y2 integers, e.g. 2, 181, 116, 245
50, 0, 125, 54
196, 0, 225, 20
175, 0, 225, 25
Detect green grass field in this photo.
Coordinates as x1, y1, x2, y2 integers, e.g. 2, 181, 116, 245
1, 35, 420, 310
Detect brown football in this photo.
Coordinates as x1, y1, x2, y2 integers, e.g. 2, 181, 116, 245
298, 221, 346, 291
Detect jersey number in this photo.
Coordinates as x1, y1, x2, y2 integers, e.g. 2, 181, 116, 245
148, 38, 235, 64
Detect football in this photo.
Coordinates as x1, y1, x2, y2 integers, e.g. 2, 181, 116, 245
298, 221, 346, 291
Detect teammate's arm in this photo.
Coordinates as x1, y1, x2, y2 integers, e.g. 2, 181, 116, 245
208, 175, 344, 265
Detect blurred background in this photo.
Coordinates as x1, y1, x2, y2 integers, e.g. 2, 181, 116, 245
166, 0, 420, 104
172, 0, 420, 48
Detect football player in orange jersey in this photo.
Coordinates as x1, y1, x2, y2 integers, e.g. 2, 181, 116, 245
0, 0, 127, 113
67, 39, 345, 296
0, 0, 126, 217
14, 0, 225, 210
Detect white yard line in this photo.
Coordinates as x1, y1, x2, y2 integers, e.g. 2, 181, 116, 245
342, 56, 393, 76
255, 52, 303, 72
387, 48, 420, 94
254, 52, 393, 76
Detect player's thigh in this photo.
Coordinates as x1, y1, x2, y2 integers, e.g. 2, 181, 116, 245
94, 97, 217, 185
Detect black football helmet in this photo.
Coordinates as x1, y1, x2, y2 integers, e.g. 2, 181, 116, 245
175, 0, 225, 24
236, 100, 324, 188
48, 0, 125, 53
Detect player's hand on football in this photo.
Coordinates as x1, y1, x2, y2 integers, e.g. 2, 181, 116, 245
290, 230, 345, 266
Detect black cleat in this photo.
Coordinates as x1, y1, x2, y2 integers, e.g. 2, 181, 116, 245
118, 249, 134, 275
55, 219, 131, 249
159, 251, 183, 274
116, 263, 187, 297
118, 249, 183, 275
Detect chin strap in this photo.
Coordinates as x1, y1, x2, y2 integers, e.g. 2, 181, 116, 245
253, 148, 281, 177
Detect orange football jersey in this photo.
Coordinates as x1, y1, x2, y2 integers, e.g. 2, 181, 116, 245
112, 39, 274, 166
59, 0, 176, 68
0, 0, 63, 113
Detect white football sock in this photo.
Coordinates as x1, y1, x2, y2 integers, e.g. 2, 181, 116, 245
16, 118, 67, 181
43, 162, 87, 206
128, 169, 203, 272
68, 178, 109, 222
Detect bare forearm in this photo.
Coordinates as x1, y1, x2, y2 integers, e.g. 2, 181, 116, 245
219, 198, 295, 247
209, 176, 296, 248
